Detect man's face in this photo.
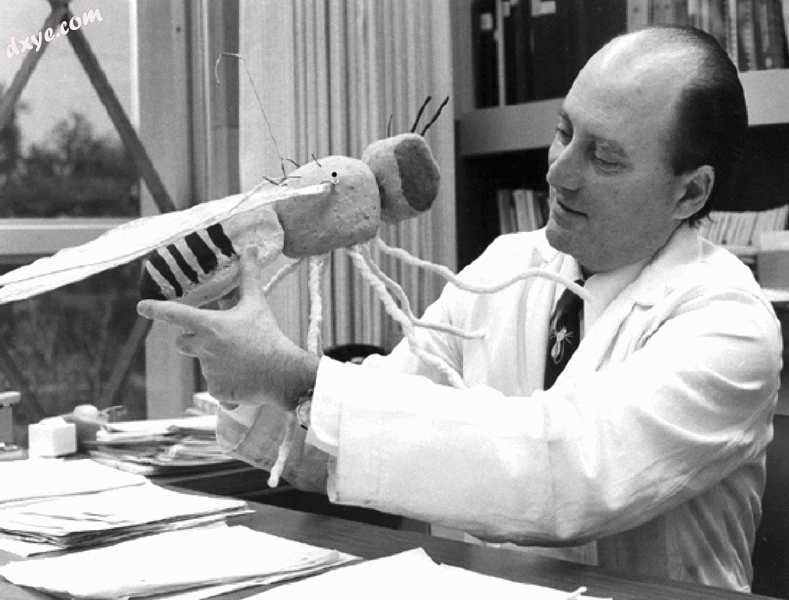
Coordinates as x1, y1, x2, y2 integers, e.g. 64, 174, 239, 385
544, 41, 691, 274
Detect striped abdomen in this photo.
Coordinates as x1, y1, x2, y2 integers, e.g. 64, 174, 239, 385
140, 223, 237, 303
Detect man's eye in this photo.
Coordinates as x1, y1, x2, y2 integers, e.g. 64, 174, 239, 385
594, 155, 620, 169
555, 127, 571, 143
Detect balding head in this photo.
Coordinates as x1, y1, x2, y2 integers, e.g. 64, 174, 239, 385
581, 26, 747, 225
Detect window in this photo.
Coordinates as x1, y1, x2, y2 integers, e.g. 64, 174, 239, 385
0, 0, 242, 444
0, 1, 145, 445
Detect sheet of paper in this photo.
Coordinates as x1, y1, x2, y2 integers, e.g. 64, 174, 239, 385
88, 416, 234, 475
141, 558, 361, 600
244, 548, 610, 600
0, 482, 251, 550
0, 514, 239, 557
97, 416, 217, 439
0, 458, 147, 506
0, 536, 51, 557
0, 524, 354, 599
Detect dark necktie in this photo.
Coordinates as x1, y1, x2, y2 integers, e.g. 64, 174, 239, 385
543, 281, 584, 390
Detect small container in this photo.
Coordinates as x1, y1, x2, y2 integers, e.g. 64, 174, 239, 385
28, 417, 77, 457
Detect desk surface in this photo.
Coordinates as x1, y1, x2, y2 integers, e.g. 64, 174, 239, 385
0, 499, 776, 600
1, 499, 769, 600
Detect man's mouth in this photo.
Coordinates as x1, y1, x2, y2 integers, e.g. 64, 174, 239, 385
554, 199, 585, 217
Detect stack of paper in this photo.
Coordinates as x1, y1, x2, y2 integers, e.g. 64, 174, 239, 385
0, 524, 355, 599
247, 548, 609, 600
0, 458, 147, 508
0, 482, 250, 552
87, 415, 237, 475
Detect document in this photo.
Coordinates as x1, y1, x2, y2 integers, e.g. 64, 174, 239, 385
88, 415, 236, 475
244, 548, 610, 600
0, 524, 354, 599
0, 482, 250, 550
0, 457, 147, 506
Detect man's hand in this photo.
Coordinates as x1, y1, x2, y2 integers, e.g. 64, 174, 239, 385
137, 249, 319, 410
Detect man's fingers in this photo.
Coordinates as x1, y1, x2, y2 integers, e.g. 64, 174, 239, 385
137, 299, 207, 331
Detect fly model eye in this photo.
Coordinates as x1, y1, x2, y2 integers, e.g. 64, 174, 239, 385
332, 172, 337, 177
361, 132, 440, 223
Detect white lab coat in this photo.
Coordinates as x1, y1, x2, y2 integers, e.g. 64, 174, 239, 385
217, 225, 782, 591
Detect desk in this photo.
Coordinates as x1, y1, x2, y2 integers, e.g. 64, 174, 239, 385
0, 499, 773, 600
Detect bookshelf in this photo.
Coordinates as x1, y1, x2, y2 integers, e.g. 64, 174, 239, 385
450, 1, 789, 422
452, 1, 789, 269
458, 70, 789, 157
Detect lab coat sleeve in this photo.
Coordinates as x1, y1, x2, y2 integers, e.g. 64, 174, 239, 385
322, 286, 781, 545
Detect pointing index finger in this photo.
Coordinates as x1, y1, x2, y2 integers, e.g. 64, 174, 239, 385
137, 299, 208, 331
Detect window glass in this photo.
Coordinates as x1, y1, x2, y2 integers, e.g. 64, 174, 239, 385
0, 261, 147, 446
0, 0, 144, 447
0, 0, 138, 218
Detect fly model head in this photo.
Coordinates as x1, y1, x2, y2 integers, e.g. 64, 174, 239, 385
361, 96, 448, 224
361, 132, 440, 224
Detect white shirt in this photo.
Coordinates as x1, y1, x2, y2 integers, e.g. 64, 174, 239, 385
307, 256, 649, 455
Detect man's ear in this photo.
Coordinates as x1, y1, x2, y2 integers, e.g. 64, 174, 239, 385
673, 165, 715, 220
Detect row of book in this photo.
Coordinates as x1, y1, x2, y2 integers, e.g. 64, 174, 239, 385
473, 0, 789, 108
496, 187, 550, 234
698, 204, 789, 248
495, 186, 788, 252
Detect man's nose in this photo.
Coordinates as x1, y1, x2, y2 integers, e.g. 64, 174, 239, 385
546, 142, 582, 191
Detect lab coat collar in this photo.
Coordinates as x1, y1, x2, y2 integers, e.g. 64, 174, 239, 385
549, 224, 702, 384
536, 224, 701, 319
622, 224, 702, 307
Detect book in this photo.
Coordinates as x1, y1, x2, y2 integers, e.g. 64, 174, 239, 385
650, 0, 676, 22
752, 0, 787, 68
674, 0, 690, 26
689, 0, 703, 27
496, 0, 509, 105
531, 0, 601, 100
504, 0, 534, 103
725, 0, 740, 65
512, 188, 533, 231
529, 0, 567, 100
701, 206, 788, 248
584, 0, 628, 64
496, 188, 516, 234
781, 0, 789, 63
513, 188, 550, 231
628, 0, 651, 30
705, 0, 730, 53
737, 0, 759, 71
472, 0, 500, 107
535, 190, 551, 224
527, 189, 544, 229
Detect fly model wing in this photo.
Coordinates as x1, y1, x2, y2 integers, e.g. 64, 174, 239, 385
0, 182, 331, 305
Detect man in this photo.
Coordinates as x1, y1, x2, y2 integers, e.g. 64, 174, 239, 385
138, 26, 782, 591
